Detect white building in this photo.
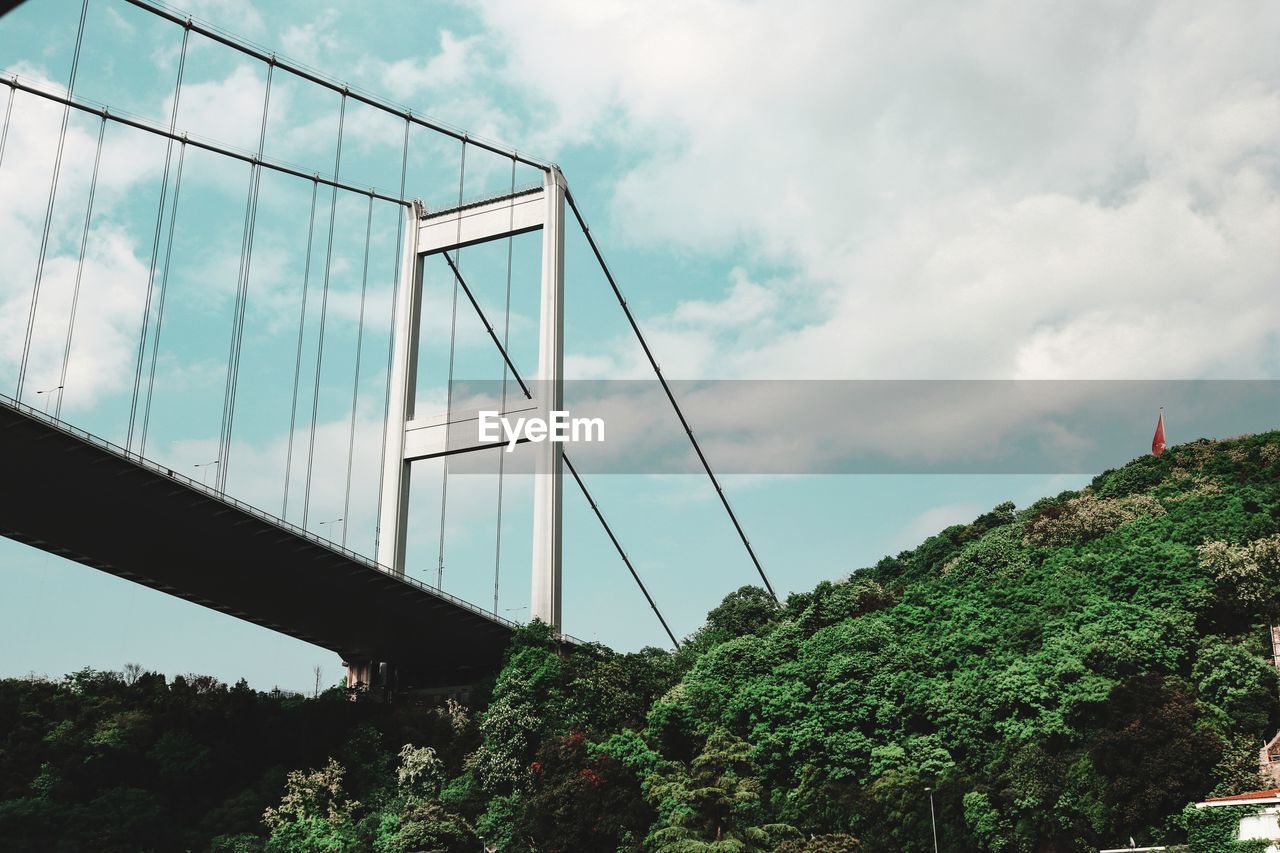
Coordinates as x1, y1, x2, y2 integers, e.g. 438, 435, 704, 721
1196, 788, 1280, 852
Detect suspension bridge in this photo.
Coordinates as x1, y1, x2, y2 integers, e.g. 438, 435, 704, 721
0, 0, 775, 692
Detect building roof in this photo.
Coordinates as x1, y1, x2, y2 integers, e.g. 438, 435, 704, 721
1197, 788, 1280, 808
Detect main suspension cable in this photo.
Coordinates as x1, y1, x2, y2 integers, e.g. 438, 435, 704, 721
54, 110, 107, 420
340, 192, 375, 548
282, 177, 320, 519
441, 252, 529, 398
302, 89, 347, 526
120, 0, 547, 172
563, 455, 680, 648
4, 77, 405, 205
439, 250, 680, 649
563, 187, 778, 602
436, 138, 466, 588
16, 0, 90, 402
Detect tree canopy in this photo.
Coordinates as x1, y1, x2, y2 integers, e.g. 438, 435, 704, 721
3, 430, 1279, 850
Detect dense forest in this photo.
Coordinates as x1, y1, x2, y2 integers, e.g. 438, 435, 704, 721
2, 430, 1279, 851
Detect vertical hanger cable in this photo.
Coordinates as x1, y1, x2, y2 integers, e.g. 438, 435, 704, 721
492, 156, 517, 614
340, 192, 375, 547
373, 115, 412, 556
435, 137, 466, 587
302, 90, 347, 526
282, 178, 320, 518
139, 137, 187, 452
16, 0, 92, 401
125, 20, 188, 446
53, 111, 107, 420
216, 63, 274, 491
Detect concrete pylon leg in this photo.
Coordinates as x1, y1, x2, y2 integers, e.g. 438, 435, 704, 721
531, 167, 565, 631
345, 659, 374, 693
357, 203, 421, 696
376, 202, 423, 575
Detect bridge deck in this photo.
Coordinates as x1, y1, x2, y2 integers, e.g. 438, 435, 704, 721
0, 396, 518, 688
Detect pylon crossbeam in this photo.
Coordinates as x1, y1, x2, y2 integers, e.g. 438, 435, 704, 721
417, 187, 546, 254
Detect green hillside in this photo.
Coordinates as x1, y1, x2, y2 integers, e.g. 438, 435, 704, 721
3, 431, 1279, 851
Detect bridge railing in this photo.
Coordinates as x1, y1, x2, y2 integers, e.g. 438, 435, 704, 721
2, 0, 712, 651
424, 182, 546, 217
0, 390, 594, 644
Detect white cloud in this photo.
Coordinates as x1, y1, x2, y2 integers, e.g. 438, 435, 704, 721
565, 268, 797, 379
372, 31, 478, 102
0, 60, 390, 420
669, 268, 778, 329
172, 64, 274, 155
103, 6, 137, 37
279, 9, 340, 68
900, 502, 985, 547
472, 0, 1280, 380
0, 85, 157, 411
181, 0, 265, 36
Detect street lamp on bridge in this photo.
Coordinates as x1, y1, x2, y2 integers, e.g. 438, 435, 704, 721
193, 459, 220, 487
318, 518, 344, 540
35, 385, 63, 414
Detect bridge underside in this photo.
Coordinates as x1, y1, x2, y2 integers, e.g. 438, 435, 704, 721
0, 399, 515, 689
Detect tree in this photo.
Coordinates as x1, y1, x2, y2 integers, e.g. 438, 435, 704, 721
703, 586, 781, 640
372, 744, 475, 852
4, 430, 1280, 852
122, 663, 143, 686
262, 759, 363, 852
509, 729, 655, 850
644, 730, 799, 850
1090, 676, 1223, 834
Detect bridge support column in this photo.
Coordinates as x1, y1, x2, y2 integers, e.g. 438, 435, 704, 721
376, 170, 565, 633
376, 202, 423, 574
345, 659, 375, 692
531, 167, 566, 630
344, 659, 392, 701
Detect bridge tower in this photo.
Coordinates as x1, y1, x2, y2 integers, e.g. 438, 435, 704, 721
376, 166, 567, 631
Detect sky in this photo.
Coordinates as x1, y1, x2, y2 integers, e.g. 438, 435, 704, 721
0, 0, 1277, 693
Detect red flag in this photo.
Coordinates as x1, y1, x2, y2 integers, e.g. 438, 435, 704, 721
1152, 411, 1166, 455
